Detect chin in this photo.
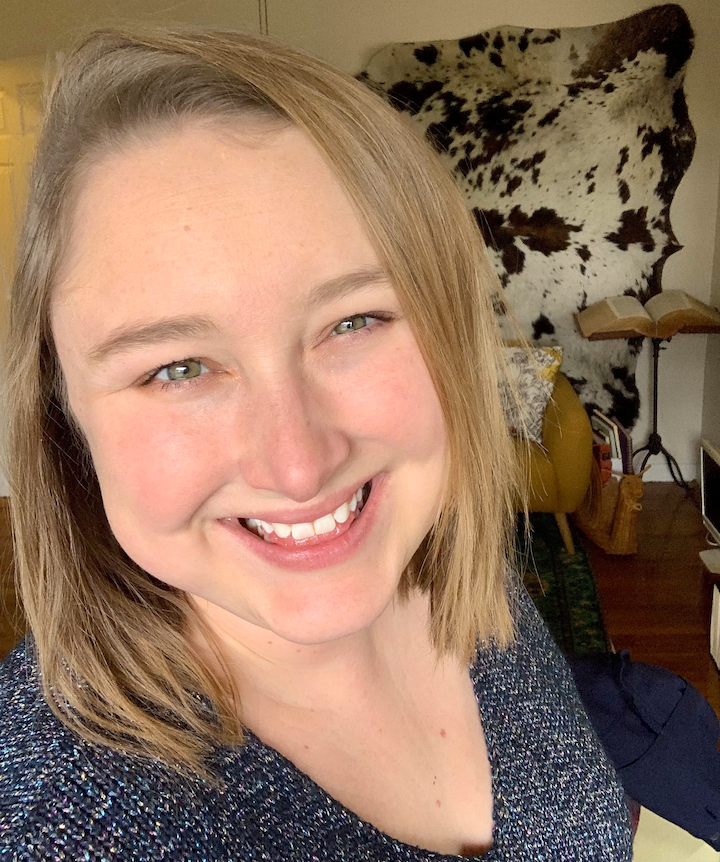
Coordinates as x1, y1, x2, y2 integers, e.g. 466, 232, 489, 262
257, 569, 401, 646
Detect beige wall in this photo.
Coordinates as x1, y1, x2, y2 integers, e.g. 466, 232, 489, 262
270, 0, 720, 481
0, 0, 718, 480
0, 0, 260, 61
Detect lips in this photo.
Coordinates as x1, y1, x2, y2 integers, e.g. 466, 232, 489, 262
217, 474, 384, 572
241, 482, 371, 547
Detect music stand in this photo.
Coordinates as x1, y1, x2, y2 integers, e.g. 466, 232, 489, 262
631, 337, 689, 488
575, 314, 720, 490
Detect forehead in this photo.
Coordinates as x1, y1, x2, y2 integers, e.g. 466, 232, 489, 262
51, 120, 377, 322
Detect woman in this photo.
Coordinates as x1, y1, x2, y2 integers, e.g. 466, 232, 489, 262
0, 28, 632, 860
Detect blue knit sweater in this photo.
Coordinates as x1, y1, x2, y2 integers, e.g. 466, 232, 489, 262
0, 588, 632, 860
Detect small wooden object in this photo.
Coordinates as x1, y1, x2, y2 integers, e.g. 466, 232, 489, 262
571, 458, 646, 555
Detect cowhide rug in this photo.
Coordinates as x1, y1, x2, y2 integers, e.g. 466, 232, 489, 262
359, 3, 695, 428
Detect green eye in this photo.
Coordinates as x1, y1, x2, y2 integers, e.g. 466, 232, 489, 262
156, 359, 207, 382
334, 315, 369, 335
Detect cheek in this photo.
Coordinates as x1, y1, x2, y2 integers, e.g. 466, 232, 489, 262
334, 339, 447, 460
84, 403, 227, 532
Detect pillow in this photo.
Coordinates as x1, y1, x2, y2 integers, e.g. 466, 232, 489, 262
500, 346, 563, 444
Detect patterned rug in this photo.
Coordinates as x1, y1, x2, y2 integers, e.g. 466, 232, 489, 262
518, 513, 609, 655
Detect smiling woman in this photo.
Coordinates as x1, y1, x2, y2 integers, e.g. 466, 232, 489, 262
0, 27, 632, 862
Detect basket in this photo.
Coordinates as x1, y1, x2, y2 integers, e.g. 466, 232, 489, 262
571, 458, 646, 555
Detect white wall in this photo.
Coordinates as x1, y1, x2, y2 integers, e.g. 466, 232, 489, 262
270, 0, 720, 481
701, 175, 720, 447
634, 0, 720, 479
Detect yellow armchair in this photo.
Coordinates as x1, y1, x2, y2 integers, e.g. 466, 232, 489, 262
514, 371, 593, 554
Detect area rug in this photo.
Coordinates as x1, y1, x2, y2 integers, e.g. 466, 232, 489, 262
518, 512, 609, 655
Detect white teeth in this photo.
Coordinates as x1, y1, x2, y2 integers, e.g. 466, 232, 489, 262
313, 513, 336, 535
244, 483, 369, 540
333, 501, 350, 524
291, 522, 315, 540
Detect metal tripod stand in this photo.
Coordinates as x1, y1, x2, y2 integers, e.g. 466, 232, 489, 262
632, 337, 689, 488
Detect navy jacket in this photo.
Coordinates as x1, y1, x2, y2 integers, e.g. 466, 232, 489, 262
569, 650, 720, 849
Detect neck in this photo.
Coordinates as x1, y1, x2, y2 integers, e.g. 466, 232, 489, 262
191, 588, 437, 715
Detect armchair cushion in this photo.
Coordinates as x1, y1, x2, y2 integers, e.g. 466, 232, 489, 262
515, 371, 593, 514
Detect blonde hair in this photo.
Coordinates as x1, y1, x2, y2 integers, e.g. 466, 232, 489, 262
4, 27, 521, 772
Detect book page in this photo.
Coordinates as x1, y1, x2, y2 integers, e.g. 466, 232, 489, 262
684, 293, 720, 324
576, 295, 652, 339
644, 290, 691, 322
605, 295, 652, 320
645, 290, 720, 336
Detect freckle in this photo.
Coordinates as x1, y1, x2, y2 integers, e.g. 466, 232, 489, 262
304, 744, 309, 750
183, 224, 191, 232
267, 641, 272, 645
439, 728, 446, 738
435, 799, 441, 808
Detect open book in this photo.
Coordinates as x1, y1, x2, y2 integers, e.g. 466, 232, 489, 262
575, 290, 720, 340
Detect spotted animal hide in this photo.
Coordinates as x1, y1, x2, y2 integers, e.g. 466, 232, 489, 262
359, 4, 695, 427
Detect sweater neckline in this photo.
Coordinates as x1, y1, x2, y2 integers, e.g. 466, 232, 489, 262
241, 648, 502, 861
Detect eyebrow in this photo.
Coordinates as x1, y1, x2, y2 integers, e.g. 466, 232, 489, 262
303, 265, 390, 312
87, 316, 220, 365
85, 266, 391, 365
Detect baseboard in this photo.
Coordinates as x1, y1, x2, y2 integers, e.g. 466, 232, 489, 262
639, 461, 697, 482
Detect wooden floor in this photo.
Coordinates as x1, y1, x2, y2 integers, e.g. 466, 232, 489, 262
582, 481, 720, 718
1, 485, 719, 718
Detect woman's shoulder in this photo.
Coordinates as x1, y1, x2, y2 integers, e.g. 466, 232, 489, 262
0, 640, 69, 849
0, 643, 316, 860
1, 642, 97, 843
471, 579, 633, 859
0, 638, 51, 760
0, 638, 79, 754
471, 576, 601, 726
472, 576, 577, 692
0, 641, 222, 859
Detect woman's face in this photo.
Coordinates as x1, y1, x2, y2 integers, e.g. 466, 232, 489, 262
51, 122, 449, 646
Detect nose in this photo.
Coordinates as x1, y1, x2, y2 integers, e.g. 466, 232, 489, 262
237, 372, 351, 503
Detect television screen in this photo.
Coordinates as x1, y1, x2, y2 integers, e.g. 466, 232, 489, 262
701, 440, 720, 546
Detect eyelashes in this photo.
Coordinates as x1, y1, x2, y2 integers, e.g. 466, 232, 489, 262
142, 310, 396, 390
149, 358, 210, 388
330, 311, 395, 336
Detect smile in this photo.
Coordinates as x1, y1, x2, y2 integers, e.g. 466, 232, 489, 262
219, 475, 384, 571
240, 482, 372, 547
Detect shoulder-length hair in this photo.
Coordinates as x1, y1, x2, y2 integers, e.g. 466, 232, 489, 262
4, 27, 521, 772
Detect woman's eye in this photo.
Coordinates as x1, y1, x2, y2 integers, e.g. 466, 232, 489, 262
148, 358, 209, 386
331, 312, 394, 337
333, 314, 370, 336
